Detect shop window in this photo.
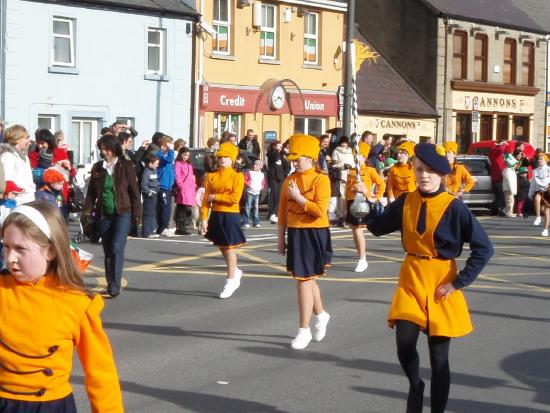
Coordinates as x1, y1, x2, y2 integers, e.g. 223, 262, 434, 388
295, 117, 324, 137
474, 34, 488, 82
38, 114, 60, 132
213, 0, 231, 54
260, 4, 277, 59
214, 113, 241, 139
496, 115, 509, 141
303, 12, 318, 64
147, 28, 166, 75
521, 42, 534, 87
479, 114, 492, 141
503, 38, 516, 85
455, 113, 472, 154
513, 116, 529, 142
452, 31, 467, 80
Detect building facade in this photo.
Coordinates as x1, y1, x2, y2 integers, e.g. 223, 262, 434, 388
0, 0, 197, 164
357, 0, 550, 153
193, 0, 346, 149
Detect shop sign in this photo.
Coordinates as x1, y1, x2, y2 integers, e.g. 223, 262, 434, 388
357, 116, 437, 138
205, 87, 258, 113
200, 83, 209, 109
290, 93, 338, 117
454, 91, 534, 113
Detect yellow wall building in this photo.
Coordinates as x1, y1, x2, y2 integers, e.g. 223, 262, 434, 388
193, 0, 346, 150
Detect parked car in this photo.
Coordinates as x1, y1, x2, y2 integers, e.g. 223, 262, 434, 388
455, 154, 495, 209
188, 148, 268, 204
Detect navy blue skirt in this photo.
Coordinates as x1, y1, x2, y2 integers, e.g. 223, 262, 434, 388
345, 200, 368, 227
287, 227, 332, 279
0, 394, 76, 413
205, 211, 246, 248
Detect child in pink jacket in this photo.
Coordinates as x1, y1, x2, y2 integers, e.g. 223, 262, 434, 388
174, 147, 196, 235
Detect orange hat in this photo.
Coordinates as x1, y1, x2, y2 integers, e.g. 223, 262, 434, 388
286, 134, 320, 160
215, 142, 239, 162
42, 168, 65, 184
443, 141, 458, 155
358, 142, 371, 157
397, 141, 415, 157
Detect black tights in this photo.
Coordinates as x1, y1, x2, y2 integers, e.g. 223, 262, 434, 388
395, 320, 451, 413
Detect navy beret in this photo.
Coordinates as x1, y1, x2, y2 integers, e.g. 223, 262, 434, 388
414, 143, 451, 175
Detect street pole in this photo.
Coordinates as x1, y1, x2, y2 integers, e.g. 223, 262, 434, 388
342, 0, 355, 138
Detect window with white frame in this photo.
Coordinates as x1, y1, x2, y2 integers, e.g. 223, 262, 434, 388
213, 0, 231, 54
147, 28, 166, 75
304, 13, 318, 64
214, 113, 241, 138
52, 17, 75, 67
37, 114, 59, 132
260, 4, 277, 59
71, 118, 98, 165
294, 117, 325, 137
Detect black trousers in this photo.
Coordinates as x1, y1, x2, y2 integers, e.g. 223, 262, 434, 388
175, 204, 192, 229
268, 178, 281, 218
395, 320, 451, 413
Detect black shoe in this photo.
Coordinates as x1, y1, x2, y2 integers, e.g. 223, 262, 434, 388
175, 228, 191, 235
107, 290, 120, 298
406, 380, 424, 413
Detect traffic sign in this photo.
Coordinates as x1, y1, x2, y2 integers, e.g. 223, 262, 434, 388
473, 96, 479, 111
472, 111, 480, 134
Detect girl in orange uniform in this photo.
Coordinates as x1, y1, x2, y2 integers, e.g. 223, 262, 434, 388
278, 135, 332, 350
345, 142, 385, 272
0, 201, 123, 412
387, 141, 416, 203
200, 142, 246, 299
367, 144, 493, 413
443, 141, 476, 198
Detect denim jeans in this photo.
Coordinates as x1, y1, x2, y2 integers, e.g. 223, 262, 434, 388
98, 213, 132, 295
142, 195, 157, 237
242, 192, 260, 226
157, 188, 173, 233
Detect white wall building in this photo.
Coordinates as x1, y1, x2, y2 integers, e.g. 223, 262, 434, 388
0, 0, 197, 165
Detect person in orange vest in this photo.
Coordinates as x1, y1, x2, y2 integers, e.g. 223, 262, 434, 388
200, 142, 246, 299
443, 141, 476, 198
278, 134, 332, 350
345, 142, 385, 272
0, 201, 123, 412
386, 140, 416, 203
367, 143, 493, 413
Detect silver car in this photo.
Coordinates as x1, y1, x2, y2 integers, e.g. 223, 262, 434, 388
455, 155, 495, 209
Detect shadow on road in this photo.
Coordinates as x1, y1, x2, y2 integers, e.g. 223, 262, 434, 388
123, 286, 218, 298
72, 376, 288, 413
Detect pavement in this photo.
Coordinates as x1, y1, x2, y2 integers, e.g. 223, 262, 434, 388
71, 212, 550, 412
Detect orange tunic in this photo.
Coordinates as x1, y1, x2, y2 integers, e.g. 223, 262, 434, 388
278, 168, 330, 228
0, 275, 123, 411
345, 165, 386, 201
445, 163, 476, 194
387, 163, 416, 200
388, 191, 474, 337
200, 166, 244, 220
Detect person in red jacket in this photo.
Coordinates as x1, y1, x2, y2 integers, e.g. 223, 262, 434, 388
488, 141, 507, 216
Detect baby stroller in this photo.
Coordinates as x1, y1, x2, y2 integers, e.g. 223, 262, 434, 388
68, 175, 88, 243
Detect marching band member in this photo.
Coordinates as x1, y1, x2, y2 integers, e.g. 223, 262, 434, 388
443, 141, 476, 198
386, 141, 416, 203
367, 143, 493, 413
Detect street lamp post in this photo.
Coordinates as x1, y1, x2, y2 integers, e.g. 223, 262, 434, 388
342, 0, 356, 138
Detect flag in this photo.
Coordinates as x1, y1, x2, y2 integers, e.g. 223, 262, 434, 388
353, 40, 378, 75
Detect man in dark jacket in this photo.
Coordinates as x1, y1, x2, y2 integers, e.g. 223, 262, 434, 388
238, 129, 261, 157
266, 141, 288, 223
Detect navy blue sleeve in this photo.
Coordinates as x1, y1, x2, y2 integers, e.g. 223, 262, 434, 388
437, 200, 493, 289
366, 193, 405, 236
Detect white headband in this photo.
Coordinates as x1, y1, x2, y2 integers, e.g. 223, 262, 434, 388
12, 205, 52, 240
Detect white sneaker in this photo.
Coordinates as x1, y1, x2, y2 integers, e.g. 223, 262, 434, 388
254, 224, 261, 228
542, 229, 549, 237
534, 217, 542, 226
312, 312, 330, 342
219, 278, 240, 299
290, 328, 312, 350
354, 259, 369, 272
242, 224, 250, 229
269, 214, 278, 224
161, 229, 175, 237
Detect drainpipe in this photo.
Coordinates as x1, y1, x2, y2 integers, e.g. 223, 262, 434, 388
0, 0, 7, 120
192, 0, 205, 148
442, 17, 449, 144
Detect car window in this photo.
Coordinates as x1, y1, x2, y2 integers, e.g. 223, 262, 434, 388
189, 150, 206, 170
459, 159, 490, 176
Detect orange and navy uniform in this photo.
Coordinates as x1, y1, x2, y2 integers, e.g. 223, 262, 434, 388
367, 188, 493, 337
345, 165, 386, 201
200, 166, 244, 220
278, 168, 330, 229
445, 162, 476, 195
0, 275, 123, 411
387, 163, 416, 200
